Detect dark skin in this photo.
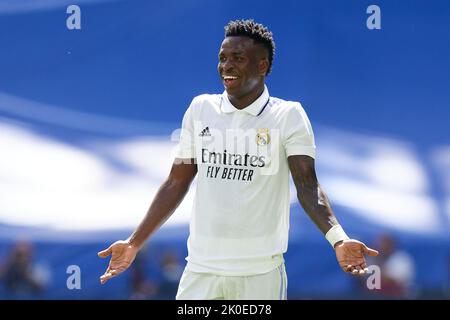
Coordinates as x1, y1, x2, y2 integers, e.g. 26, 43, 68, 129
98, 36, 378, 284
288, 155, 378, 275
98, 161, 197, 283
218, 36, 269, 109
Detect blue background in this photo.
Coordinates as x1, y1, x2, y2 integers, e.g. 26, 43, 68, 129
0, 0, 449, 299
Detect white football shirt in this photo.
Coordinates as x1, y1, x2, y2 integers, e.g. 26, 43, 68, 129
175, 85, 316, 276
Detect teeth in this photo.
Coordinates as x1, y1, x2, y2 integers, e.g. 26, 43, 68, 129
223, 76, 238, 80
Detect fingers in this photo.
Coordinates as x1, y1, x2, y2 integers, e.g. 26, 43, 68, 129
100, 269, 118, 284
100, 265, 112, 284
98, 245, 112, 258
365, 247, 379, 257
361, 262, 369, 273
338, 241, 377, 276
342, 264, 370, 276
357, 266, 369, 275
98, 244, 115, 284
351, 265, 363, 275
342, 264, 356, 274
362, 244, 379, 257
343, 264, 353, 272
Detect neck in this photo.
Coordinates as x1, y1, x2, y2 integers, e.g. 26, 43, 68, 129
228, 83, 265, 109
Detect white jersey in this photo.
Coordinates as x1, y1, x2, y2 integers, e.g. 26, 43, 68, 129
175, 85, 316, 276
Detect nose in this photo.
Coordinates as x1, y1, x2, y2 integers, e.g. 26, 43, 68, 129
219, 59, 235, 73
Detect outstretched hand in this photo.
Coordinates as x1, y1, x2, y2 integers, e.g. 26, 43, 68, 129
98, 240, 139, 284
335, 239, 379, 276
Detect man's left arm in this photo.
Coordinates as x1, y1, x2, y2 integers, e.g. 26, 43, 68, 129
288, 155, 379, 275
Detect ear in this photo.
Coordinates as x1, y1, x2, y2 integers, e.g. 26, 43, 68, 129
259, 58, 269, 76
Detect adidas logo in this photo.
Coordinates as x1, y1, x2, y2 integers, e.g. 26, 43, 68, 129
199, 127, 211, 137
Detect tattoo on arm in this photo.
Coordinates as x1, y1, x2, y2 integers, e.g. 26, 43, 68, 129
288, 155, 339, 235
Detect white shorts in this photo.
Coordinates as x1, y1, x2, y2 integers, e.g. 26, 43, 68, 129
175, 264, 287, 300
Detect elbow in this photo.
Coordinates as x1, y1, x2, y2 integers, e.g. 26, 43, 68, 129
297, 193, 308, 211
164, 176, 191, 194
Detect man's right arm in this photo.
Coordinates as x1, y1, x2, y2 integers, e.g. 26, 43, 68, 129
128, 159, 197, 249
98, 159, 197, 284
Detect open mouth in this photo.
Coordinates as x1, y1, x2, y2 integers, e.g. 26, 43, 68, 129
222, 75, 239, 87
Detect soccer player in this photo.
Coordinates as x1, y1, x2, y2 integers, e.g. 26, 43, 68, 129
98, 19, 379, 300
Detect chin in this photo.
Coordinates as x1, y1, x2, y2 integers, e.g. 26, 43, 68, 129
224, 86, 242, 97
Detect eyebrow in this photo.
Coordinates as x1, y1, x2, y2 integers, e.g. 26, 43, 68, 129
219, 50, 246, 56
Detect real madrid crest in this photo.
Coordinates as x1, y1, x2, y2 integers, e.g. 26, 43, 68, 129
256, 128, 270, 146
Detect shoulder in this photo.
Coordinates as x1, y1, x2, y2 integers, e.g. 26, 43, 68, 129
190, 93, 222, 109
268, 96, 309, 118
185, 93, 222, 116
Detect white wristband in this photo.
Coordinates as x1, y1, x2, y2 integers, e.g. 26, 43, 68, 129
325, 225, 350, 248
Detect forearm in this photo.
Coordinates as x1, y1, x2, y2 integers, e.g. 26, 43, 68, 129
288, 155, 340, 235
297, 182, 339, 235
128, 177, 190, 249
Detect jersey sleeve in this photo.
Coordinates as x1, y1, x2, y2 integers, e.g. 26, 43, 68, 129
282, 102, 316, 158
174, 98, 197, 159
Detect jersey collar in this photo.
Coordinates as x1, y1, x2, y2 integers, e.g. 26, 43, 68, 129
221, 85, 270, 116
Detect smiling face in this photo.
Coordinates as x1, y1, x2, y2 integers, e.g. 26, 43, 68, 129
218, 36, 269, 106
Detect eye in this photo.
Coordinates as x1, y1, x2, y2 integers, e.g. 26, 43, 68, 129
219, 56, 226, 62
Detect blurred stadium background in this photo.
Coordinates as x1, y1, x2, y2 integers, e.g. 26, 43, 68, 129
0, 0, 449, 299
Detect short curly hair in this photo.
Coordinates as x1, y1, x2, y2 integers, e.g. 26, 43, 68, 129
224, 19, 275, 75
